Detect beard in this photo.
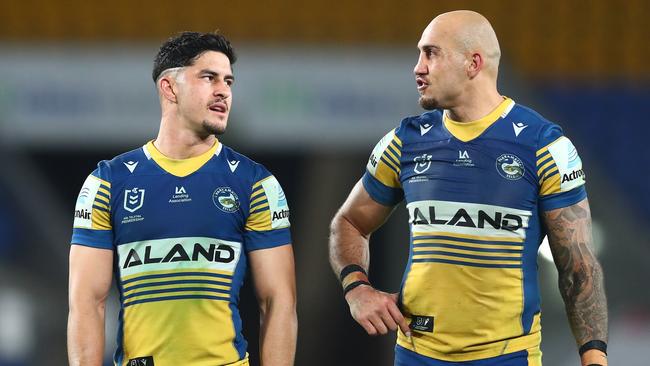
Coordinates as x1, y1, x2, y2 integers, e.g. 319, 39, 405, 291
202, 120, 226, 136
419, 96, 440, 110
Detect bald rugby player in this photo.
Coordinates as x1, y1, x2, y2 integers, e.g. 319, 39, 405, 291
329, 10, 608, 366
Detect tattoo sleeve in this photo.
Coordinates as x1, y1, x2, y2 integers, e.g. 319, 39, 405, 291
542, 198, 608, 346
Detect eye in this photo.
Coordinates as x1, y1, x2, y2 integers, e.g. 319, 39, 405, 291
225, 79, 234, 87
203, 75, 214, 81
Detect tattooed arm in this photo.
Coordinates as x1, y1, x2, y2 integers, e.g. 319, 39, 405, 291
542, 198, 608, 366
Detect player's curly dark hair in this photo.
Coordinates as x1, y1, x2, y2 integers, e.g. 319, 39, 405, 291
152, 31, 237, 82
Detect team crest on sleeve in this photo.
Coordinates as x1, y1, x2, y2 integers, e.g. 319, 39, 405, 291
124, 187, 146, 213
261, 176, 290, 229
496, 154, 525, 180
212, 187, 240, 213
73, 175, 102, 228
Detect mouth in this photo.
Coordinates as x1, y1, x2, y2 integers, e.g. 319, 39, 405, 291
416, 77, 429, 91
208, 101, 228, 114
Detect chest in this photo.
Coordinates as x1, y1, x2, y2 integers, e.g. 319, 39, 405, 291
110, 173, 249, 245
399, 138, 538, 209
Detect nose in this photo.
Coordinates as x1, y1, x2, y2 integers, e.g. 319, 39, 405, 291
213, 80, 231, 99
413, 53, 427, 76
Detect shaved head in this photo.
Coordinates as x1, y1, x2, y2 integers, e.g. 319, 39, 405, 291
424, 10, 501, 77
414, 10, 503, 111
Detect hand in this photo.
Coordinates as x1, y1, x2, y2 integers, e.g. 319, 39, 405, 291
344, 285, 411, 337
581, 349, 607, 366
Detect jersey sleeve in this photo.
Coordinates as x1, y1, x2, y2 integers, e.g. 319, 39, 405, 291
71, 163, 114, 249
362, 127, 404, 206
536, 125, 587, 211
244, 167, 292, 252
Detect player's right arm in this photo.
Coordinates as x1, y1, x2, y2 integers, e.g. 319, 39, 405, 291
67, 168, 115, 366
329, 180, 410, 337
68, 245, 113, 366
328, 127, 410, 337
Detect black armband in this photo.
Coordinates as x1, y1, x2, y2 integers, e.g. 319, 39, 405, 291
579, 340, 607, 356
343, 280, 372, 296
339, 264, 367, 283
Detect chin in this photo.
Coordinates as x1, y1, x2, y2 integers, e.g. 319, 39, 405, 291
202, 120, 227, 136
419, 96, 440, 110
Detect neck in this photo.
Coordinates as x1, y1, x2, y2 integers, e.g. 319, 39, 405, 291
446, 85, 503, 122
154, 116, 217, 159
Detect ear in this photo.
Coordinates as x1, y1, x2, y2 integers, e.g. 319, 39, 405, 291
158, 76, 178, 103
467, 52, 483, 79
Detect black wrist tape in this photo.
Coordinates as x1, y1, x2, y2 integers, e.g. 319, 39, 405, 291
579, 340, 607, 356
343, 280, 371, 296
339, 264, 367, 283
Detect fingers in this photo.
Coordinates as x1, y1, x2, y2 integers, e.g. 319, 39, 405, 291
351, 290, 409, 336
358, 319, 378, 336
386, 301, 411, 337
368, 314, 389, 335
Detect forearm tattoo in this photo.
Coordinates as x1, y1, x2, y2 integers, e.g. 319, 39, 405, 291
543, 199, 608, 346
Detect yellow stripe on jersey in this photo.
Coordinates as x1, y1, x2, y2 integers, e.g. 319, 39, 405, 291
367, 129, 403, 189
443, 98, 514, 142
412, 238, 523, 251
246, 211, 272, 231
535, 136, 562, 157
398, 257, 538, 361
536, 138, 566, 196
412, 231, 524, 243
145, 140, 220, 177
246, 177, 274, 231
540, 172, 562, 195
121, 267, 234, 282
252, 176, 273, 190
91, 208, 111, 230
122, 297, 240, 365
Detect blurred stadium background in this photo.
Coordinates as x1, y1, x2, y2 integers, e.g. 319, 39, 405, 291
0, 0, 648, 365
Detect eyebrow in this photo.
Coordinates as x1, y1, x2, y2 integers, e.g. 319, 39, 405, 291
200, 69, 235, 82
419, 44, 441, 52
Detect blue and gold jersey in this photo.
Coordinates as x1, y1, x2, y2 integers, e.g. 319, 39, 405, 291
71, 140, 291, 366
363, 98, 586, 362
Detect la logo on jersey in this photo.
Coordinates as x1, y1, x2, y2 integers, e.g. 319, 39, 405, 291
169, 186, 191, 204
454, 150, 475, 167
124, 187, 146, 212
414, 153, 433, 174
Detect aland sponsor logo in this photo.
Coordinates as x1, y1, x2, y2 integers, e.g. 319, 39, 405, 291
118, 237, 242, 277
407, 200, 531, 239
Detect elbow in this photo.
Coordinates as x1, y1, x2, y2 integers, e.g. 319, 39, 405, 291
259, 291, 297, 317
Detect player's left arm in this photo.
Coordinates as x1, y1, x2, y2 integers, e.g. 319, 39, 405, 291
249, 244, 297, 366
542, 198, 608, 366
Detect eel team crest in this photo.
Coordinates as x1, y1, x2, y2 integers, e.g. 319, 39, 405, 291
496, 154, 525, 180
213, 187, 240, 213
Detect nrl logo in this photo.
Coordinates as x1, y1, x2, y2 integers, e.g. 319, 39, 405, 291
124, 187, 145, 213
414, 153, 433, 174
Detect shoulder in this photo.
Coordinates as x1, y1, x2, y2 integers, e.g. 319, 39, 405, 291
508, 102, 565, 148
89, 145, 148, 184
219, 145, 275, 184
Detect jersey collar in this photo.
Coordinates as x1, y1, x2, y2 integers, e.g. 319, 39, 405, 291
143, 139, 221, 177
443, 97, 515, 142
